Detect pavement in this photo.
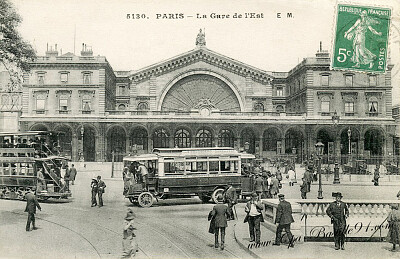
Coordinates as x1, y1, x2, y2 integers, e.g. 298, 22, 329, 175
232, 207, 400, 259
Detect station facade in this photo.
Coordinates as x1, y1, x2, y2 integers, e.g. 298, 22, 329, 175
19, 35, 398, 163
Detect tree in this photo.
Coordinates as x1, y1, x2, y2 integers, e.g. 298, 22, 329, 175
0, 0, 36, 92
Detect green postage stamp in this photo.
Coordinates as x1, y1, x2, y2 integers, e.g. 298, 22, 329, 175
332, 4, 391, 73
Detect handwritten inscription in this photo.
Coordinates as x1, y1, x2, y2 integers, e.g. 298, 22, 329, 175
309, 221, 389, 238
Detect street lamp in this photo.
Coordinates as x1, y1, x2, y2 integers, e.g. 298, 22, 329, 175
315, 141, 325, 199
347, 127, 352, 162
332, 111, 340, 184
80, 125, 84, 162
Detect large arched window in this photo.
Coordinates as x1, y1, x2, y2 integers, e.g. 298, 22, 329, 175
263, 128, 280, 151
130, 128, 148, 152
174, 129, 191, 148
218, 129, 234, 147
196, 128, 213, 147
240, 128, 256, 154
153, 129, 169, 148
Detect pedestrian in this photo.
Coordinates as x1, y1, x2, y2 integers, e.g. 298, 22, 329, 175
276, 167, 283, 188
262, 171, 270, 198
300, 178, 307, 199
387, 203, 400, 252
224, 184, 237, 220
123, 167, 129, 195
25, 189, 41, 231
69, 164, 78, 185
97, 175, 106, 207
210, 195, 230, 250
287, 166, 296, 187
373, 165, 380, 186
137, 162, 148, 190
326, 192, 349, 250
273, 194, 295, 247
244, 192, 264, 244
64, 165, 70, 192
254, 173, 264, 199
303, 166, 313, 193
122, 209, 138, 258
397, 190, 400, 200
91, 177, 98, 207
269, 174, 280, 198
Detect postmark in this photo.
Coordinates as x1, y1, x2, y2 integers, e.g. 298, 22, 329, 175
331, 4, 391, 73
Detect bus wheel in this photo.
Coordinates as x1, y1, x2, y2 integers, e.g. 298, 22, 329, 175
138, 192, 153, 208
128, 197, 136, 204
211, 188, 225, 204
199, 195, 211, 203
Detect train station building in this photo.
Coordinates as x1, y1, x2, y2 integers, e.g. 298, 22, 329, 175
18, 32, 399, 162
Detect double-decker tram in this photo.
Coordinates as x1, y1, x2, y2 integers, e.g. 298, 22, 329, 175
123, 147, 245, 207
0, 132, 71, 201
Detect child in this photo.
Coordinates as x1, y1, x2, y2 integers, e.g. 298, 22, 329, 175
122, 209, 138, 258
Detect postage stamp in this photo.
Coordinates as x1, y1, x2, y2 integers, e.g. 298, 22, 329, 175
331, 4, 391, 73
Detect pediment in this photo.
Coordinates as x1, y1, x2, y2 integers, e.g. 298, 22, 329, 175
130, 47, 274, 84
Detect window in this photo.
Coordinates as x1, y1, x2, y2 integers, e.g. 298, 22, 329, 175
174, 129, 191, 148
59, 96, 69, 114
253, 102, 264, 112
37, 74, 45, 85
369, 100, 378, 116
36, 98, 45, 113
83, 73, 91, 84
153, 128, 169, 148
369, 75, 377, 87
345, 75, 353, 87
218, 129, 234, 148
276, 87, 283, 97
137, 102, 149, 111
345, 102, 354, 115
321, 75, 329, 86
321, 96, 330, 113
276, 105, 284, 113
118, 85, 127, 96
82, 95, 92, 114
60, 73, 68, 83
118, 104, 126, 110
196, 128, 213, 147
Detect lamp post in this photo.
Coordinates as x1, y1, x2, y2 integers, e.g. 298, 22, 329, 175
332, 111, 340, 184
315, 141, 325, 199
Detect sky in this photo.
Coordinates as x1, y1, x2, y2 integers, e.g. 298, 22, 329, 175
10, 0, 400, 104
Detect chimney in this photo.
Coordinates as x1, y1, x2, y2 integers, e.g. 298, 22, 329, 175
45, 44, 59, 57
80, 43, 93, 56
315, 41, 329, 58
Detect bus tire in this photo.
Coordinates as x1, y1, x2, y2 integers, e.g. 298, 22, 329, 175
211, 188, 225, 204
138, 192, 154, 208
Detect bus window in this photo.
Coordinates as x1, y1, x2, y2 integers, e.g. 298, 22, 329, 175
196, 161, 207, 173
27, 164, 34, 176
164, 162, 184, 175
220, 160, 239, 173
209, 161, 219, 174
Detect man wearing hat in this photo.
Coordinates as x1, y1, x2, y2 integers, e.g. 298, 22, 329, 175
25, 189, 41, 231
326, 192, 349, 250
97, 176, 106, 207
273, 194, 295, 247
244, 192, 264, 244
90, 177, 98, 207
210, 195, 230, 250
269, 174, 280, 198
122, 209, 138, 258
224, 184, 237, 220
303, 166, 313, 193
253, 172, 264, 199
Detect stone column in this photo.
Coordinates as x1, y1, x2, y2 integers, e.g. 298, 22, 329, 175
72, 133, 78, 162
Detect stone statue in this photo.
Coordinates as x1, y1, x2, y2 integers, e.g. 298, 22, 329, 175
196, 29, 206, 47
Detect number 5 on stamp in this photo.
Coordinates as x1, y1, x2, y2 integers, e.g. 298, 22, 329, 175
331, 4, 391, 73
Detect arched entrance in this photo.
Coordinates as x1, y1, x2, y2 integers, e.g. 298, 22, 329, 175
340, 127, 360, 155
364, 128, 385, 156
316, 128, 334, 155
83, 126, 96, 162
263, 128, 281, 155
218, 129, 234, 148
153, 128, 169, 148
107, 126, 126, 162
30, 124, 48, 131
130, 127, 148, 154
54, 125, 73, 159
241, 128, 256, 154
285, 128, 304, 162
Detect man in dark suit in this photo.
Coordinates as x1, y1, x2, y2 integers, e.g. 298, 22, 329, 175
303, 166, 313, 193
25, 189, 41, 231
254, 173, 264, 199
326, 192, 349, 250
69, 164, 78, 185
244, 192, 264, 244
224, 184, 237, 220
273, 194, 294, 247
97, 175, 106, 207
210, 196, 230, 250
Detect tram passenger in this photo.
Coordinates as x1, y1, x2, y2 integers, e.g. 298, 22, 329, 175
137, 162, 149, 191
36, 167, 46, 192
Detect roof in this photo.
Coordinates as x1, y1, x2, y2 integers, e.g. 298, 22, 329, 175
0, 131, 47, 137
123, 154, 159, 162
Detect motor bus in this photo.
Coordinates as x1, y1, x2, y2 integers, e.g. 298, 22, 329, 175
0, 132, 71, 201
123, 147, 248, 207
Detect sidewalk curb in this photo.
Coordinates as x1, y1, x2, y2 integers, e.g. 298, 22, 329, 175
232, 222, 261, 259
